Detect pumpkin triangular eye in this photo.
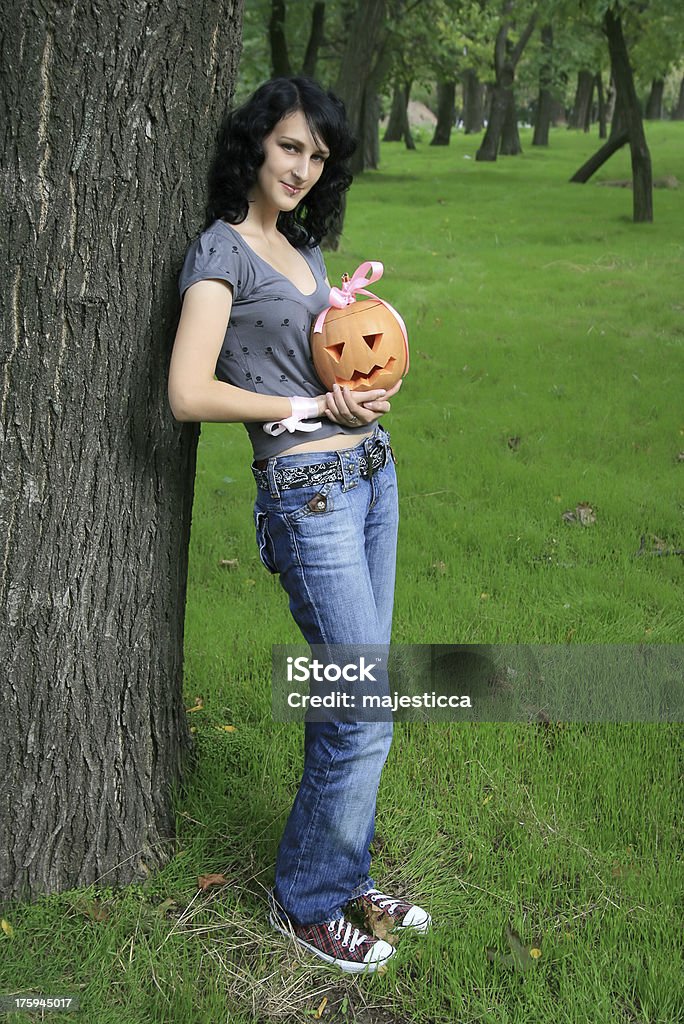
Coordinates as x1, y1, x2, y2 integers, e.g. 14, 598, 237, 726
324, 342, 345, 362
363, 333, 383, 351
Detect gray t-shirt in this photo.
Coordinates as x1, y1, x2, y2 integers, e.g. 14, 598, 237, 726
178, 219, 370, 460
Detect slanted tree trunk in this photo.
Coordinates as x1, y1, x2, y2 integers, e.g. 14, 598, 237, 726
269, 0, 291, 76
462, 69, 485, 133
0, 0, 244, 901
672, 77, 684, 120
431, 80, 456, 145
476, 3, 537, 161
644, 78, 664, 120
568, 69, 594, 130
570, 9, 652, 223
532, 24, 553, 146
302, 1, 326, 77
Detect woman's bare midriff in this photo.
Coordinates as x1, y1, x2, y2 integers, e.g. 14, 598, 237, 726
277, 428, 376, 458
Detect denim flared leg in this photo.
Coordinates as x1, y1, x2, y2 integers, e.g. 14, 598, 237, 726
254, 429, 398, 925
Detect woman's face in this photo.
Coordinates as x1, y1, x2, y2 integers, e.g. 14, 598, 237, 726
250, 110, 330, 214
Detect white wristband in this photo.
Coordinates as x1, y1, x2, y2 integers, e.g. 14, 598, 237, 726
263, 396, 322, 436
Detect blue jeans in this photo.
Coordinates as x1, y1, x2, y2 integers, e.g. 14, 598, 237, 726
253, 425, 398, 925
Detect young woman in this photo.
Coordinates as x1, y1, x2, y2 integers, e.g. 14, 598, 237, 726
168, 77, 430, 973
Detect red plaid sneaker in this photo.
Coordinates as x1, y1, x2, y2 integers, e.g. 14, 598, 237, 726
353, 888, 431, 934
269, 905, 395, 974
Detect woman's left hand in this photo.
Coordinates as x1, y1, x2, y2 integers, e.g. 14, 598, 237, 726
323, 379, 402, 426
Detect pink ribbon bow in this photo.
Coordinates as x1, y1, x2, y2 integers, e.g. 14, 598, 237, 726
312, 261, 410, 373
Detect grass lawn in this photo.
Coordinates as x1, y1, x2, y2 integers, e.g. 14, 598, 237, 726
2, 125, 682, 1023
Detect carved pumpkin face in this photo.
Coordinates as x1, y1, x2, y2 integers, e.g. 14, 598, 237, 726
311, 300, 408, 392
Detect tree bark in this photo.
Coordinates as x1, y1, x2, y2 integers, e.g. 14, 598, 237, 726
596, 72, 607, 139
476, 3, 537, 161
384, 81, 408, 141
500, 92, 521, 154
301, 1, 326, 77
269, 0, 291, 77
568, 69, 594, 130
605, 6, 652, 222
0, 0, 244, 900
431, 80, 456, 145
532, 24, 553, 147
334, 0, 388, 176
644, 78, 664, 120
462, 69, 485, 133
672, 76, 684, 120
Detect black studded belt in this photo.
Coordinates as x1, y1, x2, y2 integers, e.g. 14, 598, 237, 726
251, 437, 392, 492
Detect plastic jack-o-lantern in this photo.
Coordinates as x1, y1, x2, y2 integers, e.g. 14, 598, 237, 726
310, 262, 409, 393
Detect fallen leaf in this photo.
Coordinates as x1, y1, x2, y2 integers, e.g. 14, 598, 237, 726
363, 903, 397, 946
314, 996, 328, 1019
217, 725, 236, 732
1, 919, 14, 937
482, 794, 493, 805
562, 502, 596, 525
198, 873, 229, 891
529, 947, 542, 959
218, 559, 239, 569
185, 697, 204, 713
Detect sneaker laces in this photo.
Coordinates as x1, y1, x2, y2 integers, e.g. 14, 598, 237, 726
364, 888, 400, 915
329, 915, 366, 952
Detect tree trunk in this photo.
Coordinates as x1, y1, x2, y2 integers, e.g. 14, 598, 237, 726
384, 81, 407, 141
605, 75, 617, 125
672, 77, 684, 120
431, 80, 456, 145
0, 0, 244, 901
605, 6, 652, 222
596, 72, 607, 139
334, 0, 388, 177
462, 69, 485, 133
476, 4, 537, 162
364, 91, 382, 168
644, 78, 664, 120
269, 0, 291, 77
568, 69, 594, 130
570, 9, 652, 223
532, 24, 553, 147
301, 1, 325, 77
500, 91, 521, 154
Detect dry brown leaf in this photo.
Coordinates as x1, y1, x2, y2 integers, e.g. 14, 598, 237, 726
185, 696, 204, 713
198, 873, 229, 891
363, 903, 397, 946
314, 996, 328, 1019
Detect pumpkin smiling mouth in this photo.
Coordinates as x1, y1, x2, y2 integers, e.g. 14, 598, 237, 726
334, 357, 397, 389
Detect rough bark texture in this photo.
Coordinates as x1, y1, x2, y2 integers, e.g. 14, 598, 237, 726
0, 0, 243, 900
462, 69, 485, 133
476, 3, 537, 161
431, 80, 456, 145
672, 76, 684, 120
301, 1, 326, 78
532, 24, 553, 147
334, 0, 387, 176
269, 0, 291, 77
644, 78, 664, 120
500, 93, 521, 154
568, 69, 594, 130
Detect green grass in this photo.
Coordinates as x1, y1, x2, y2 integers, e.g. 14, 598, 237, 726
2, 125, 683, 1023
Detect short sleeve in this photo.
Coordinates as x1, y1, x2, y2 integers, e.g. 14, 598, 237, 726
178, 229, 245, 300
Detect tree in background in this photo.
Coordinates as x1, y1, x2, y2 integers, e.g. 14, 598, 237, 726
1, 0, 244, 900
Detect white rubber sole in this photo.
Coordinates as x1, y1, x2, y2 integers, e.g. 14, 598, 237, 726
269, 911, 396, 974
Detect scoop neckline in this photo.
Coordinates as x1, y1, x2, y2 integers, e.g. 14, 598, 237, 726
216, 220, 320, 298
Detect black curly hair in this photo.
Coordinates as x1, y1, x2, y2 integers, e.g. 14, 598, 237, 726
205, 77, 356, 248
